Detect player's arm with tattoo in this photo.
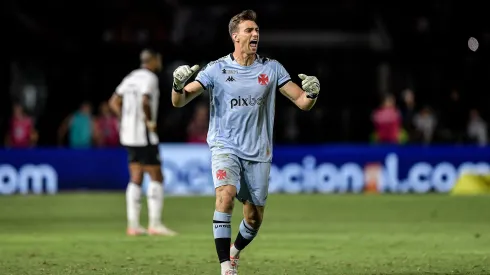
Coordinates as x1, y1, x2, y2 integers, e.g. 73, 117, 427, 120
109, 93, 123, 118
142, 95, 156, 131
279, 75, 319, 111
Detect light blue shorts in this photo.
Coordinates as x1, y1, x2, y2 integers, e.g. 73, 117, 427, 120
211, 153, 271, 206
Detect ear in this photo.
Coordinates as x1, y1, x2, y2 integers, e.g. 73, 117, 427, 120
233, 33, 239, 42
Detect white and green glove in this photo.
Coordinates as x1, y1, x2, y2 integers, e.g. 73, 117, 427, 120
173, 64, 200, 93
298, 74, 320, 99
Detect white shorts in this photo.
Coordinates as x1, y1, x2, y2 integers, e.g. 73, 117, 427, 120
211, 153, 271, 206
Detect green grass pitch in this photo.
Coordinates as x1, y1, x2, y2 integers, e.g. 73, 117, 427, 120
0, 193, 489, 275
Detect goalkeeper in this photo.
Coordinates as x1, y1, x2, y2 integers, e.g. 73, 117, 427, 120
171, 9, 320, 275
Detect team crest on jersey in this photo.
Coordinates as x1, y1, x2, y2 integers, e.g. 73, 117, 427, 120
258, 74, 269, 85
216, 169, 227, 180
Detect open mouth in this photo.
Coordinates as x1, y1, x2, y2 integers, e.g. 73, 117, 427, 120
250, 40, 258, 48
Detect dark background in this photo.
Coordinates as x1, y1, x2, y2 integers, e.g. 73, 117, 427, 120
3, 0, 490, 146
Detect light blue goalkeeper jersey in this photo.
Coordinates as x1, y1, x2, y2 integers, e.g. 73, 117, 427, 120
195, 54, 291, 163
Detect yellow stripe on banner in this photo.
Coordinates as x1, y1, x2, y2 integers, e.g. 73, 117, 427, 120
450, 173, 490, 195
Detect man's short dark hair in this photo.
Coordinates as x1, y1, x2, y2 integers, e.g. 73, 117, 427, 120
228, 10, 257, 37
140, 48, 160, 64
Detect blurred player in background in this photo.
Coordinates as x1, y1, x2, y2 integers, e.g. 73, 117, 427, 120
5, 103, 38, 148
171, 10, 320, 275
109, 49, 176, 236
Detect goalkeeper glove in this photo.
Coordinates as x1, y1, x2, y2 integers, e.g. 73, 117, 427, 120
173, 64, 200, 93
298, 74, 320, 99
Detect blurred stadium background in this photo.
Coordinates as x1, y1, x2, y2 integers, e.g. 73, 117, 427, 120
2, 1, 490, 274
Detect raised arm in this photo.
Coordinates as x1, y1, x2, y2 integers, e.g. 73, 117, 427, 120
172, 81, 205, 108
279, 74, 319, 111
171, 65, 202, 108
275, 60, 320, 111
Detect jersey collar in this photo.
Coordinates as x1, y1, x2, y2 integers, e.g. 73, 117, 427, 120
229, 53, 261, 65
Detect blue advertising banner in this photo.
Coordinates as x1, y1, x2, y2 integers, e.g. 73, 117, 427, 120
269, 145, 490, 194
0, 144, 489, 195
0, 148, 129, 194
